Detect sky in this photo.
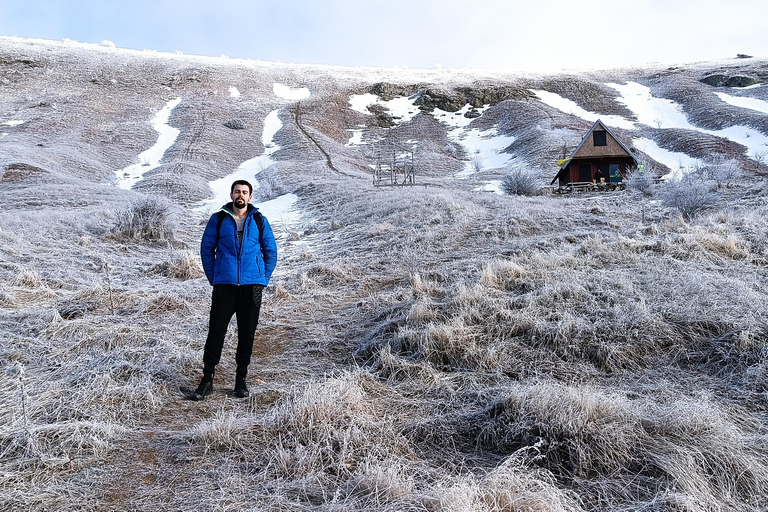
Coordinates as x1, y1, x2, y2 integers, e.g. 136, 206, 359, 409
1, 0, 767, 72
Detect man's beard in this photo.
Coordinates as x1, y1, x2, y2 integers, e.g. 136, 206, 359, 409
234, 198, 247, 208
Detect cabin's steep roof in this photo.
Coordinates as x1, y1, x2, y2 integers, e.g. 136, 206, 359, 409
559, 119, 638, 169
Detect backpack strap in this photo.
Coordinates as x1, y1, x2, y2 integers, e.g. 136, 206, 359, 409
253, 211, 264, 241
215, 210, 227, 242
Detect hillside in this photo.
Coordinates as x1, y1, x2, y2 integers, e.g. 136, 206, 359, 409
1, 37, 768, 511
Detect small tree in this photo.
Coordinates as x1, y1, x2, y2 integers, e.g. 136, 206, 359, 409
752, 150, 767, 174
502, 168, 541, 196
660, 176, 720, 221
471, 151, 484, 173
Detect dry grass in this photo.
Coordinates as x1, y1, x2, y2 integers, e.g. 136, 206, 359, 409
2, 39, 768, 511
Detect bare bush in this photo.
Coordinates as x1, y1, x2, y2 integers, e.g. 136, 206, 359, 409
702, 157, 745, 188
254, 170, 285, 202
502, 168, 541, 196
113, 197, 174, 241
150, 251, 203, 279
660, 178, 721, 221
624, 169, 657, 196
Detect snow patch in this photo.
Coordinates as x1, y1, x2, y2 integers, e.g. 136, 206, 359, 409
345, 126, 368, 147
432, 104, 515, 177
632, 138, 704, 179
229, 87, 241, 98
531, 89, 636, 130
609, 82, 768, 160
114, 97, 182, 190
348, 93, 420, 125
606, 82, 691, 129
258, 193, 303, 230
715, 91, 768, 115
474, 180, 503, 194
198, 109, 283, 213
273, 83, 310, 100
2, 120, 25, 127
196, 110, 312, 243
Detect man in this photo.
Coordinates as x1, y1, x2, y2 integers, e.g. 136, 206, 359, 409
191, 179, 278, 400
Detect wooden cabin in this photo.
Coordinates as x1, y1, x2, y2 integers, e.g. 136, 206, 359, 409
551, 120, 638, 187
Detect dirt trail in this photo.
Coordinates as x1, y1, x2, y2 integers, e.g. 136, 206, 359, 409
293, 102, 360, 179
96, 178, 356, 509
98, 272, 350, 508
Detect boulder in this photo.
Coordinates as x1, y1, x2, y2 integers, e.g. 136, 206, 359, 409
414, 88, 466, 112
724, 76, 757, 88
699, 74, 757, 88
224, 119, 246, 130
700, 74, 726, 87
464, 108, 481, 119
415, 85, 533, 113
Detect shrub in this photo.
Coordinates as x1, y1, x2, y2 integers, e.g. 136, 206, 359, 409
624, 169, 657, 196
164, 251, 203, 279
113, 197, 174, 241
502, 168, 541, 196
660, 178, 720, 221
704, 158, 744, 189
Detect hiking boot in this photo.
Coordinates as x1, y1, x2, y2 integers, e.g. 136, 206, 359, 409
234, 376, 249, 398
190, 379, 213, 401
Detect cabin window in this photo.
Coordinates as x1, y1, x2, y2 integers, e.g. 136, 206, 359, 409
593, 130, 607, 146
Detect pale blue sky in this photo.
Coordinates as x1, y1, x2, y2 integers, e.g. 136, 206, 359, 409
1, 0, 766, 71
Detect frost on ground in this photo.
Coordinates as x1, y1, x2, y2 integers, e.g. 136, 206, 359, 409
1, 36, 768, 512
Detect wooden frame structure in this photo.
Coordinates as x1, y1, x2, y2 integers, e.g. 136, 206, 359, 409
373, 139, 415, 187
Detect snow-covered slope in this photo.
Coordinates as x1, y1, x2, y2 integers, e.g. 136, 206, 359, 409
1, 35, 767, 200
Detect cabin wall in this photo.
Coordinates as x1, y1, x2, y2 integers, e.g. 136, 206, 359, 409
559, 159, 635, 185
576, 131, 628, 158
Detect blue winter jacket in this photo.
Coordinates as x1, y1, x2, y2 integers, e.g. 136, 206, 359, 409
200, 203, 278, 286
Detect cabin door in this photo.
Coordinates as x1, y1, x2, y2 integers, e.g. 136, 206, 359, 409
598, 163, 610, 182
579, 164, 592, 182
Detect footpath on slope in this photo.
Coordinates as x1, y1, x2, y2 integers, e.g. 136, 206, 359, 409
293, 102, 362, 179
97, 218, 351, 508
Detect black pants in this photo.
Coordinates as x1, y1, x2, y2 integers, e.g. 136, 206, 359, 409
202, 284, 263, 377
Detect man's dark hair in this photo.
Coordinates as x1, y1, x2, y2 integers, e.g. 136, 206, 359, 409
231, 180, 253, 194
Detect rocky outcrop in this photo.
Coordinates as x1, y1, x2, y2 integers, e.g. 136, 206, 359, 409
368, 82, 533, 115
366, 104, 395, 128
699, 74, 757, 87
457, 86, 534, 107
413, 86, 533, 114
370, 82, 420, 101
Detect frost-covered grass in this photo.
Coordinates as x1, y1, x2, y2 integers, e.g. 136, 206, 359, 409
2, 37, 768, 511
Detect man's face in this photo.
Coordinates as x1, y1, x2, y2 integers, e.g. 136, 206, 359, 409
231, 185, 252, 208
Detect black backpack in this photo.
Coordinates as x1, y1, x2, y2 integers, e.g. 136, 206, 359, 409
216, 210, 264, 242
